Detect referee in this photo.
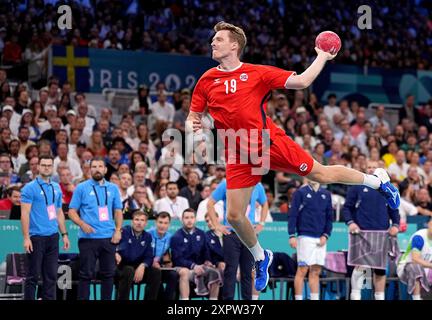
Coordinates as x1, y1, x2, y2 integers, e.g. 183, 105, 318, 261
69, 156, 123, 300
21, 155, 70, 300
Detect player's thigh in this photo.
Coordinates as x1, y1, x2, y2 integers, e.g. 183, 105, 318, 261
270, 135, 314, 176
226, 186, 254, 218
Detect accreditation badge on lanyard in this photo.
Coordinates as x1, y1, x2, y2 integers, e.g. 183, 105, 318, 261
38, 181, 56, 220
93, 185, 109, 222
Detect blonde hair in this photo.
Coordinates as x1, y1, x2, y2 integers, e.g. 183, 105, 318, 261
213, 21, 247, 57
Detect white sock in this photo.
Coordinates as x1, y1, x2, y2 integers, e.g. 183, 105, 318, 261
374, 292, 385, 300
249, 242, 265, 261
295, 295, 303, 300
252, 295, 259, 300
180, 297, 189, 300
310, 293, 319, 300
363, 174, 381, 189
209, 297, 218, 300
350, 289, 361, 300
412, 294, 421, 300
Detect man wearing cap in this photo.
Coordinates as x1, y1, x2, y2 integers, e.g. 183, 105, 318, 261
1, 104, 21, 136
64, 110, 77, 136
20, 155, 70, 300
68, 156, 123, 300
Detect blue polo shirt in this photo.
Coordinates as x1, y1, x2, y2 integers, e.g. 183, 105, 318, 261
210, 180, 267, 228
69, 178, 122, 239
149, 227, 172, 259
21, 177, 62, 236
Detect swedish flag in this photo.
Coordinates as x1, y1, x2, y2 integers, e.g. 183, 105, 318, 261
52, 45, 90, 92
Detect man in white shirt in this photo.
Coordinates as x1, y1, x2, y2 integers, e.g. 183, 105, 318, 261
76, 102, 96, 134
388, 150, 410, 183
53, 142, 83, 180
323, 93, 339, 126
154, 182, 189, 219
2, 104, 21, 136
9, 139, 27, 174
196, 182, 224, 221
150, 90, 175, 138
369, 105, 391, 131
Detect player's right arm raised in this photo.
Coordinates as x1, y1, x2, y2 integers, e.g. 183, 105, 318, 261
285, 47, 337, 89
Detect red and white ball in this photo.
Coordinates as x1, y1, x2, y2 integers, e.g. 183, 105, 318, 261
315, 31, 342, 55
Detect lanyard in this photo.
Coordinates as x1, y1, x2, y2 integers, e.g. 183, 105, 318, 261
92, 185, 108, 207
37, 179, 55, 205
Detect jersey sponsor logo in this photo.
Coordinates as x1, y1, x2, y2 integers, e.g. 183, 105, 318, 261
239, 73, 248, 81
299, 163, 308, 172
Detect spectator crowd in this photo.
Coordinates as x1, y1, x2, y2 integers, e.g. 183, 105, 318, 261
0, 0, 431, 86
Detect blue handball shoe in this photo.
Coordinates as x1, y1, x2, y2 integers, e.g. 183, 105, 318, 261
254, 249, 273, 291
374, 168, 400, 210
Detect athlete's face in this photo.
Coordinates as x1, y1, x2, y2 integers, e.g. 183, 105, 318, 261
182, 211, 196, 230
211, 30, 237, 61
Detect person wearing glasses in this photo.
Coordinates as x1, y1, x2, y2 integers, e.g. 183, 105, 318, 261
20, 155, 70, 300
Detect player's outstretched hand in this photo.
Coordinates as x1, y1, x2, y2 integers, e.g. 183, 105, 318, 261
315, 47, 337, 61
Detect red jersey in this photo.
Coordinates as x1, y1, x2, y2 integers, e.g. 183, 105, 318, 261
191, 63, 314, 189
191, 63, 295, 137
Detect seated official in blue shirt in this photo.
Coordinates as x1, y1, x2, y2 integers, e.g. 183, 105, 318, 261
20, 155, 70, 300
115, 210, 161, 300
149, 211, 178, 300
68, 156, 123, 300
171, 208, 222, 300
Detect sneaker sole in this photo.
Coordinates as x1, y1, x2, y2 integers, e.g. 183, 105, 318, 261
257, 250, 273, 291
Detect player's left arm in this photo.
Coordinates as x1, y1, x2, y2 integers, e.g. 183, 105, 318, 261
186, 77, 207, 133
186, 111, 203, 133
285, 47, 337, 89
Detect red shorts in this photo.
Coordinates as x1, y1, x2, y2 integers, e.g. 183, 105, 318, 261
225, 134, 314, 189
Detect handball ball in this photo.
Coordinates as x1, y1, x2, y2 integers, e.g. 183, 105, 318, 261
315, 31, 341, 55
